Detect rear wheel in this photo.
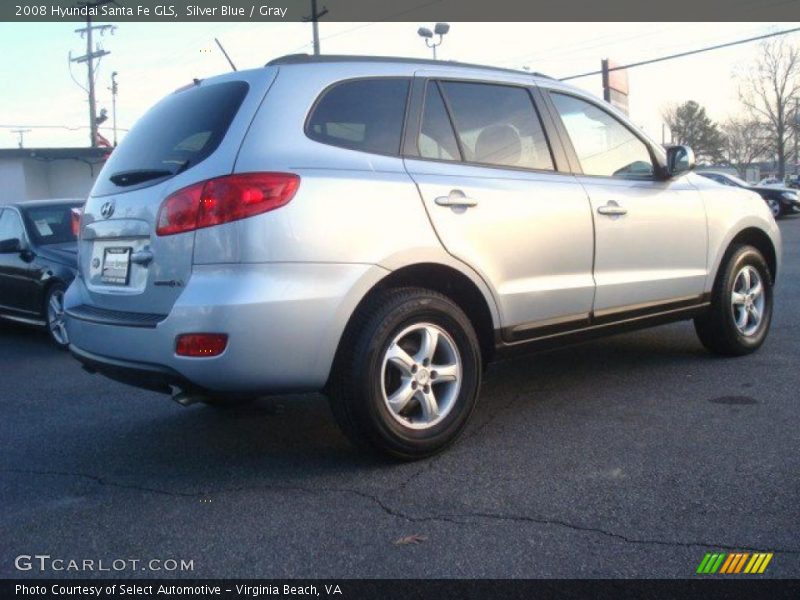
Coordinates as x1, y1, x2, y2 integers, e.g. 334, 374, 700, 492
694, 245, 773, 356
328, 287, 481, 460
45, 283, 69, 349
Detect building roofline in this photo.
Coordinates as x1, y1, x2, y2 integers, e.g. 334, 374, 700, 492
265, 53, 554, 80
0, 147, 111, 161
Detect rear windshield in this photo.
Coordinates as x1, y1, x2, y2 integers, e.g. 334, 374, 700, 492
23, 204, 81, 246
94, 81, 249, 196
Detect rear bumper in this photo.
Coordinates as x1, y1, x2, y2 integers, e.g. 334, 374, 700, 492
65, 262, 387, 394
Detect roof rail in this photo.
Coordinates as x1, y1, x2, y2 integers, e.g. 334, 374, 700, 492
264, 53, 554, 80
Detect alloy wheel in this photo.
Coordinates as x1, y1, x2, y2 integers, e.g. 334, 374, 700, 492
380, 322, 462, 430
730, 265, 765, 337
47, 289, 69, 346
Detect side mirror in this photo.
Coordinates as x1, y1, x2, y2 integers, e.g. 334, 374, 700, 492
666, 145, 695, 177
0, 238, 22, 253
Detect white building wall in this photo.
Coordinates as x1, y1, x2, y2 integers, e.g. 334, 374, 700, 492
0, 157, 99, 203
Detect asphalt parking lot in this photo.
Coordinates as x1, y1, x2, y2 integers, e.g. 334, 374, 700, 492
1, 217, 798, 580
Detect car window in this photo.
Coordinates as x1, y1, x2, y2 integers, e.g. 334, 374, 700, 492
438, 81, 554, 171
23, 205, 80, 246
307, 78, 410, 155
0, 209, 24, 242
418, 82, 461, 161
550, 92, 654, 179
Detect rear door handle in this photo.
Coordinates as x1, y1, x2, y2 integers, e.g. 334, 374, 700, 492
597, 201, 627, 216
435, 189, 478, 208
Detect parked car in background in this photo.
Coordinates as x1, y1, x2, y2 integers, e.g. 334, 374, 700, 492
66, 55, 781, 458
757, 176, 783, 188
699, 171, 800, 218
0, 199, 83, 347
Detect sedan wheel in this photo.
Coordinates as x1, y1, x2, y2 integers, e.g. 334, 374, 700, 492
46, 285, 69, 348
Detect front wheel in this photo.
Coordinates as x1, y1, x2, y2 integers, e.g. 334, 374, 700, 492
694, 245, 773, 356
45, 283, 69, 349
328, 287, 482, 460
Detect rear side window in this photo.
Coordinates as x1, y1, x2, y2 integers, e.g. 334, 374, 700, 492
438, 81, 554, 171
94, 81, 249, 195
307, 78, 410, 155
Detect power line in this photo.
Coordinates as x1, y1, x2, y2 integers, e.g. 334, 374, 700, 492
559, 26, 800, 81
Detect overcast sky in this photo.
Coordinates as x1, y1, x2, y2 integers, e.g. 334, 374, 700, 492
1, 21, 799, 149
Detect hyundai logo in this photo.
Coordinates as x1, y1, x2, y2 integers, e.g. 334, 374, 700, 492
100, 201, 116, 219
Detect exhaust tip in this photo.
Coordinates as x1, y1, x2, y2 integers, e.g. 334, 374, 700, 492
170, 385, 203, 407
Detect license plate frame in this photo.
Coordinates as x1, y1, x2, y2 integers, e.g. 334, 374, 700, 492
101, 247, 132, 285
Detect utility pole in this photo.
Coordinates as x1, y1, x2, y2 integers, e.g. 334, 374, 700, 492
71, 0, 116, 147
11, 129, 31, 149
303, 0, 328, 55
109, 71, 118, 146
794, 97, 798, 178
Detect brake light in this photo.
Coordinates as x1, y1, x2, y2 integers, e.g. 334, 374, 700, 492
176, 333, 228, 357
71, 207, 83, 237
156, 172, 300, 236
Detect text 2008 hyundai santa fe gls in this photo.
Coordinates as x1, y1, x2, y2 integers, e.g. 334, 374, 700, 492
65, 55, 781, 459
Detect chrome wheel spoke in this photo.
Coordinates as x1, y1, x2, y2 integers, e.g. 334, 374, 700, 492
386, 343, 415, 376
749, 280, 763, 299
387, 379, 415, 413
417, 388, 439, 422
731, 291, 747, 306
432, 362, 459, 383
415, 326, 439, 363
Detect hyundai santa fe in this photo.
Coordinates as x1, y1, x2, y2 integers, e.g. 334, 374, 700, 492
65, 55, 781, 459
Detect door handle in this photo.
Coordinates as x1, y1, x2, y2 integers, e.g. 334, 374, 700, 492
435, 189, 478, 208
597, 201, 627, 216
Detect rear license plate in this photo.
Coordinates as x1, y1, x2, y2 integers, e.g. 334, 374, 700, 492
101, 247, 132, 285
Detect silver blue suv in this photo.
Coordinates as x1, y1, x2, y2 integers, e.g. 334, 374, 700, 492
66, 55, 781, 458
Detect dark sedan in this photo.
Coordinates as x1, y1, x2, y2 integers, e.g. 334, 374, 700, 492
0, 198, 83, 347
698, 171, 800, 219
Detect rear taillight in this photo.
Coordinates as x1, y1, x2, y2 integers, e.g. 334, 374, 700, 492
156, 172, 300, 236
176, 333, 228, 357
71, 207, 83, 237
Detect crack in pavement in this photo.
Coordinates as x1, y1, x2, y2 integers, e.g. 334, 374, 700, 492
6, 467, 800, 555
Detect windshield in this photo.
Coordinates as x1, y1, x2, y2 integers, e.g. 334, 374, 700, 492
23, 204, 81, 246
94, 81, 249, 195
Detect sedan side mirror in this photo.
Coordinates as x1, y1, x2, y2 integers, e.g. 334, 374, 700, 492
0, 238, 22, 253
666, 145, 696, 177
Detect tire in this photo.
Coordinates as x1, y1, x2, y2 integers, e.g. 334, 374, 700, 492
766, 197, 782, 219
44, 283, 69, 349
694, 245, 773, 356
328, 287, 482, 460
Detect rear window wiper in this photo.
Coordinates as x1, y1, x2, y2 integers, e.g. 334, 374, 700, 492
109, 169, 174, 187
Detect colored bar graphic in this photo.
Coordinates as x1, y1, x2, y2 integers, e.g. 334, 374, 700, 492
758, 554, 773, 573
696, 553, 713, 574
719, 554, 735, 574
698, 552, 773, 575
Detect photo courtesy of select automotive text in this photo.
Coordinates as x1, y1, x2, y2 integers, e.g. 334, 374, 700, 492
1, 0, 799, 597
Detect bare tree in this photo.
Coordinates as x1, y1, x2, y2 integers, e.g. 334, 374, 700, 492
722, 117, 770, 178
738, 37, 800, 179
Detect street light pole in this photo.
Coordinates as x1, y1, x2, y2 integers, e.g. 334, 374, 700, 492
110, 71, 118, 146
417, 23, 450, 60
